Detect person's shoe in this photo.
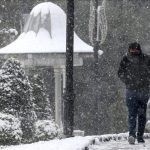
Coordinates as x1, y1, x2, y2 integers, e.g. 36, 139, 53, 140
128, 136, 135, 144
137, 137, 145, 143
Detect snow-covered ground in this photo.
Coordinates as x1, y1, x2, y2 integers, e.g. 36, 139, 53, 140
0, 136, 95, 150
89, 139, 150, 150
88, 133, 150, 150
1, 133, 150, 150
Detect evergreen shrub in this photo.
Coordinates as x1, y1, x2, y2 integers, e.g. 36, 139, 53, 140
0, 113, 22, 145
34, 120, 60, 141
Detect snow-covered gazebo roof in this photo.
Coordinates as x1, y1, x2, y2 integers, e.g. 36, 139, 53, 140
0, 2, 102, 54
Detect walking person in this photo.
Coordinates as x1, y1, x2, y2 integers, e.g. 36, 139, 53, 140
118, 42, 150, 144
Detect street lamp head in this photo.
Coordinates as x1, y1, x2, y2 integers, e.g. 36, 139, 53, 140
98, 50, 103, 56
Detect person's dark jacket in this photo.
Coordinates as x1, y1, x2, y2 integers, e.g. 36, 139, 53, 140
118, 52, 150, 90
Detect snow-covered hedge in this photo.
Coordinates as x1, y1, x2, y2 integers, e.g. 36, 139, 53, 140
0, 113, 22, 145
34, 120, 60, 141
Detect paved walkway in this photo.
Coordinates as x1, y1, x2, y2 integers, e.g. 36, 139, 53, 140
89, 139, 150, 150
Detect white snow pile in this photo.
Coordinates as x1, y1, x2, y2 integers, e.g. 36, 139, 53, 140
34, 120, 61, 141
0, 113, 22, 145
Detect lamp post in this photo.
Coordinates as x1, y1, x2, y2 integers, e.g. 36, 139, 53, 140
93, 0, 99, 135
93, 0, 99, 77
89, 0, 107, 135
64, 0, 75, 137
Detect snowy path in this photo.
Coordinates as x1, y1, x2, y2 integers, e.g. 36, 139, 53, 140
1, 133, 150, 150
89, 139, 150, 150
0, 136, 95, 150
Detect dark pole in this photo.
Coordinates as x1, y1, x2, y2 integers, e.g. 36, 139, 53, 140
64, 0, 75, 137
93, 0, 99, 135
94, 0, 99, 73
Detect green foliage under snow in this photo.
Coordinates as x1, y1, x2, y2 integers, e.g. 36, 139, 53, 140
0, 58, 60, 144
0, 112, 22, 145
34, 120, 61, 142
0, 58, 36, 143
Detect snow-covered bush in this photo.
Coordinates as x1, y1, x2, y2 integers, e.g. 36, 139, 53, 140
34, 120, 60, 141
0, 57, 36, 142
0, 113, 22, 145
0, 58, 32, 113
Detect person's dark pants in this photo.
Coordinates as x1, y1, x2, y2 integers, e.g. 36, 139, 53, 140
126, 88, 149, 138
